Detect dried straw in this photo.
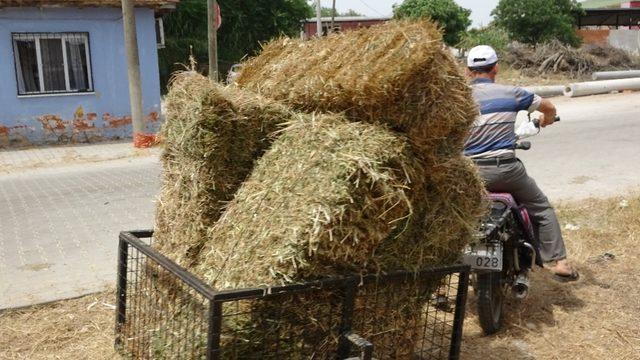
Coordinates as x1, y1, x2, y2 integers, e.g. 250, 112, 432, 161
190, 114, 484, 289
155, 72, 292, 267
237, 19, 478, 157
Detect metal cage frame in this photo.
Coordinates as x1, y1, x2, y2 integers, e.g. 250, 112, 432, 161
115, 230, 470, 360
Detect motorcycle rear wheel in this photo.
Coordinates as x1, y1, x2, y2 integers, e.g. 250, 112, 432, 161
476, 271, 505, 335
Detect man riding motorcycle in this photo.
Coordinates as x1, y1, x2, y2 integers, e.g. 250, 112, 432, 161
464, 45, 579, 282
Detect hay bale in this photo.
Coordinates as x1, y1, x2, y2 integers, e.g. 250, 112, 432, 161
236, 20, 477, 157
155, 72, 292, 267
191, 114, 484, 288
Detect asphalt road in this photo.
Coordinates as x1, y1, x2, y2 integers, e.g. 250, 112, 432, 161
517, 91, 640, 201
0, 92, 638, 309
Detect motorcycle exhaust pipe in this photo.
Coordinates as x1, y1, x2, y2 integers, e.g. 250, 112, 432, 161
512, 273, 530, 300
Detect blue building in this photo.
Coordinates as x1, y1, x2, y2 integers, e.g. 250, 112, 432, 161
0, 0, 177, 147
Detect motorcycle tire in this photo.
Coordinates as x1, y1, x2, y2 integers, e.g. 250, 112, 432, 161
476, 271, 505, 335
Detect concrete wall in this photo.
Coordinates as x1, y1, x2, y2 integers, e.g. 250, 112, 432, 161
0, 7, 161, 147
608, 29, 640, 55
579, 29, 640, 55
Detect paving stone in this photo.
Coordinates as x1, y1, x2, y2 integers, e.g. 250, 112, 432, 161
0, 154, 160, 309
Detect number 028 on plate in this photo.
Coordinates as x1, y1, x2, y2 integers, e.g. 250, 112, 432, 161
463, 243, 503, 271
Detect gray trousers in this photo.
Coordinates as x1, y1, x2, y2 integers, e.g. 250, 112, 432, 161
477, 159, 567, 262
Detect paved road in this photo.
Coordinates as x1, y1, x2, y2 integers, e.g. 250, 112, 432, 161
517, 91, 640, 201
0, 157, 160, 309
1, 92, 638, 309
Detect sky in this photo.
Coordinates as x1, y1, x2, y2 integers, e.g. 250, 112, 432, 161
314, 0, 500, 28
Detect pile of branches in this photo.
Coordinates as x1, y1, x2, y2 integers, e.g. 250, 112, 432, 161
503, 40, 640, 77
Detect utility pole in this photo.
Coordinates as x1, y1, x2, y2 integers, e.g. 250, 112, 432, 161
330, 0, 336, 34
121, 0, 144, 143
208, 0, 219, 80
316, 0, 322, 37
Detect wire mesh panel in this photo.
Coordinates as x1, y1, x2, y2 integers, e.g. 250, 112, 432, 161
115, 231, 469, 360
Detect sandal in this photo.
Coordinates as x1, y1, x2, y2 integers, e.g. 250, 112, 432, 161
552, 269, 580, 283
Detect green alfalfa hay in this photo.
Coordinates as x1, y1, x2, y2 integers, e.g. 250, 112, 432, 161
154, 72, 293, 267
237, 19, 478, 157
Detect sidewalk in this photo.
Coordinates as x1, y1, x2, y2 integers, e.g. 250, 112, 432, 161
0, 142, 161, 309
0, 141, 160, 173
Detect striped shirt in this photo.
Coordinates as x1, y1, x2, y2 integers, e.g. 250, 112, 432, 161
464, 78, 542, 159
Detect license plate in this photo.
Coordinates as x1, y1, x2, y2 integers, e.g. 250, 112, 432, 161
463, 243, 503, 271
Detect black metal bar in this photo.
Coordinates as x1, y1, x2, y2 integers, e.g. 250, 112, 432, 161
449, 269, 470, 360
206, 301, 223, 360
336, 280, 358, 358
120, 231, 217, 300
128, 229, 155, 239
212, 265, 470, 301
114, 234, 129, 349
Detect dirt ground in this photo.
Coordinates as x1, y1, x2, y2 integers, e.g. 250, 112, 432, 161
462, 194, 640, 359
498, 66, 579, 87
1, 194, 638, 359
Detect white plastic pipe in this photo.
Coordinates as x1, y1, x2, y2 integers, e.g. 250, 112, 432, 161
592, 70, 640, 81
524, 85, 565, 98
564, 78, 640, 97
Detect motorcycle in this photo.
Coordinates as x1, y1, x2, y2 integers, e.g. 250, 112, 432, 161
462, 115, 560, 335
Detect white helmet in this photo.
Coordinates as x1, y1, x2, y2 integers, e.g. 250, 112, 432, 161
467, 45, 498, 68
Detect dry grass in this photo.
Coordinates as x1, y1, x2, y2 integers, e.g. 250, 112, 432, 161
237, 19, 477, 158
462, 193, 640, 359
498, 66, 576, 87
502, 41, 640, 78
192, 114, 484, 289
155, 72, 292, 268
1, 194, 639, 358
152, 20, 483, 356
0, 291, 118, 360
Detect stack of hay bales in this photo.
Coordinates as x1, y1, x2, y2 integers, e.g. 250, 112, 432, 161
237, 20, 477, 161
155, 72, 291, 267
153, 19, 485, 359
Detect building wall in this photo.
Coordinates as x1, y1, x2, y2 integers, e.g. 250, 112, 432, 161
608, 29, 640, 54
0, 7, 161, 147
577, 29, 610, 45
579, 29, 640, 55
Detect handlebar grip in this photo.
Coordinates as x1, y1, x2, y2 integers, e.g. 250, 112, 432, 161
533, 116, 560, 128
515, 141, 531, 150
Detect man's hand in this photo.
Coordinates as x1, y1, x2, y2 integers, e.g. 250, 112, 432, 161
537, 99, 557, 128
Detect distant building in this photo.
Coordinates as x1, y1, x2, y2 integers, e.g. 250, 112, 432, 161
577, 0, 640, 54
301, 16, 391, 40
581, 0, 640, 9
0, 0, 177, 147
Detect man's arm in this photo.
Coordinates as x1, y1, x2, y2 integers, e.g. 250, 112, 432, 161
536, 98, 557, 128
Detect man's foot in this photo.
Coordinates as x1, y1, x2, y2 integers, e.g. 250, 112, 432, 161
548, 259, 580, 283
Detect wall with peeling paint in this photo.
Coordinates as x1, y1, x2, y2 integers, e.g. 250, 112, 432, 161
0, 7, 162, 147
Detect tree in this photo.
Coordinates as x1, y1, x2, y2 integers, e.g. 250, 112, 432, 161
458, 26, 510, 54
393, 0, 471, 46
159, 0, 313, 90
492, 0, 584, 46
321, 7, 363, 17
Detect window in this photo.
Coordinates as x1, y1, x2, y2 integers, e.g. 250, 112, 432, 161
322, 24, 341, 36
156, 18, 165, 49
12, 33, 93, 96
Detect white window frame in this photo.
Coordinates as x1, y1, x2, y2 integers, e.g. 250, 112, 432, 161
12, 32, 94, 97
